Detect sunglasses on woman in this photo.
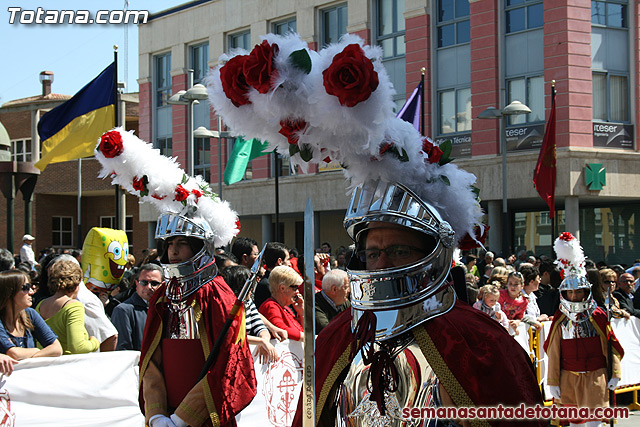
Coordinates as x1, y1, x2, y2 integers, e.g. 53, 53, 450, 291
21, 282, 34, 292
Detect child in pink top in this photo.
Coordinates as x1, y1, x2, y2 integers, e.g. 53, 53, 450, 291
499, 271, 528, 334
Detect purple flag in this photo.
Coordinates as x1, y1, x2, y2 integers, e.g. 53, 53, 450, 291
396, 80, 422, 132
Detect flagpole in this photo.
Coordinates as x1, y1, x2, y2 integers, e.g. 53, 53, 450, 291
113, 46, 125, 231
550, 81, 556, 254
420, 68, 425, 136
77, 158, 82, 248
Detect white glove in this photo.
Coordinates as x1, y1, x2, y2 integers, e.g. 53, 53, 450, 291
170, 414, 188, 427
149, 414, 177, 427
607, 377, 619, 390
549, 385, 561, 400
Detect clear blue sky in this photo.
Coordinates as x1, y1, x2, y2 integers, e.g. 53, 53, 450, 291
0, 0, 184, 104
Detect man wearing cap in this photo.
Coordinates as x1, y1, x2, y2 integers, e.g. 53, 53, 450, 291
20, 234, 36, 270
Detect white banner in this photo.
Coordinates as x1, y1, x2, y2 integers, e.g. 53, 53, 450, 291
1, 351, 144, 427
238, 340, 304, 427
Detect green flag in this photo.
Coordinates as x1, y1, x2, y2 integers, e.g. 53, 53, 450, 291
224, 137, 269, 185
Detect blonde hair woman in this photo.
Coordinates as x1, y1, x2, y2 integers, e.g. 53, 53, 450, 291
36, 260, 100, 354
258, 265, 304, 341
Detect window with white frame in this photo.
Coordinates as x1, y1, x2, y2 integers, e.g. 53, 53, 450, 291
12, 139, 32, 162
321, 4, 348, 47
376, 0, 406, 109
100, 216, 133, 250
438, 88, 471, 134
155, 52, 172, 156
506, 75, 544, 125
229, 31, 251, 50
273, 17, 297, 35
52, 216, 73, 247
436, 0, 471, 136
591, 0, 629, 123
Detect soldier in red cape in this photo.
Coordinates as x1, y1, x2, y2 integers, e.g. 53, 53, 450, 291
544, 233, 623, 427
139, 215, 257, 427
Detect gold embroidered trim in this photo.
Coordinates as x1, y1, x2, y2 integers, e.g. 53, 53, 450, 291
412, 328, 491, 427
139, 310, 164, 388
202, 376, 220, 427
178, 400, 207, 425
316, 345, 352, 424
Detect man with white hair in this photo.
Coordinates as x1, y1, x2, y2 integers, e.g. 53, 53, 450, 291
315, 269, 350, 334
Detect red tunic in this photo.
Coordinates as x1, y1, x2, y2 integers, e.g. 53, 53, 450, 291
139, 275, 257, 426
293, 300, 545, 427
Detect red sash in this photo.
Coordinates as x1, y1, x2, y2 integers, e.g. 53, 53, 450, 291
560, 336, 606, 372
162, 338, 206, 409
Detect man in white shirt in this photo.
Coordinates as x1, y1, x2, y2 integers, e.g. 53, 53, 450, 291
19, 234, 36, 269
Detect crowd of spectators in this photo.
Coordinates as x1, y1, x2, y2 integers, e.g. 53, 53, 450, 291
461, 248, 640, 336
2, 233, 639, 381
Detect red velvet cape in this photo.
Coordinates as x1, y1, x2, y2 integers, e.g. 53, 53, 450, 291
139, 275, 257, 426
293, 301, 545, 427
543, 307, 624, 358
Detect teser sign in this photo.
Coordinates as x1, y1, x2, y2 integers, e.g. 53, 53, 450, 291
505, 124, 545, 151
593, 123, 634, 149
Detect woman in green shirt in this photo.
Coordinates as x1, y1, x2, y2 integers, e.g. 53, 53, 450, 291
36, 259, 99, 354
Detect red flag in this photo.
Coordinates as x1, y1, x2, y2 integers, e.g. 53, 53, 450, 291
533, 85, 557, 218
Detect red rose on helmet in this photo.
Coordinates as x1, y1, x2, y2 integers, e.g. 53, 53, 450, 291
191, 188, 204, 202
279, 118, 308, 145
99, 131, 124, 158
322, 44, 379, 107
220, 55, 251, 107
421, 138, 444, 164
174, 185, 189, 202
132, 176, 146, 192
244, 40, 279, 94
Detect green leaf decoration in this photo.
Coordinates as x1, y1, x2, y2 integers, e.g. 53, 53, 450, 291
438, 140, 454, 165
299, 145, 313, 162
181, 174, 188, 184
289, 49, 312, 74
396, 148, 409, 162
289, 144, 300, 157
471, 186, 480, 198
440, 175, 451, 186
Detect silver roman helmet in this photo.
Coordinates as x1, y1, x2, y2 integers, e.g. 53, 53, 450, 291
554, 232, 597, 320
344, 179, 459, 341
156, 212, 218, 302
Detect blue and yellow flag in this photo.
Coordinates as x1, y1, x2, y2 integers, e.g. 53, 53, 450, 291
35, 62, 116, 170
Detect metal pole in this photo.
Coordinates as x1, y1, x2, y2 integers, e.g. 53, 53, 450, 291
217, 116, 223, 197
501, 116, 509, 256
187, 69, 194, 176
77, 158, 82, 248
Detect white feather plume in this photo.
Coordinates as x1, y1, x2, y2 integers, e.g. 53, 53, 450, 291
94, 128, 239, 248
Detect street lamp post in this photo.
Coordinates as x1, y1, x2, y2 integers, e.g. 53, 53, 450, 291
194, 117, 231, 198
478, 100, 531, 256
168, 69, 209, 176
